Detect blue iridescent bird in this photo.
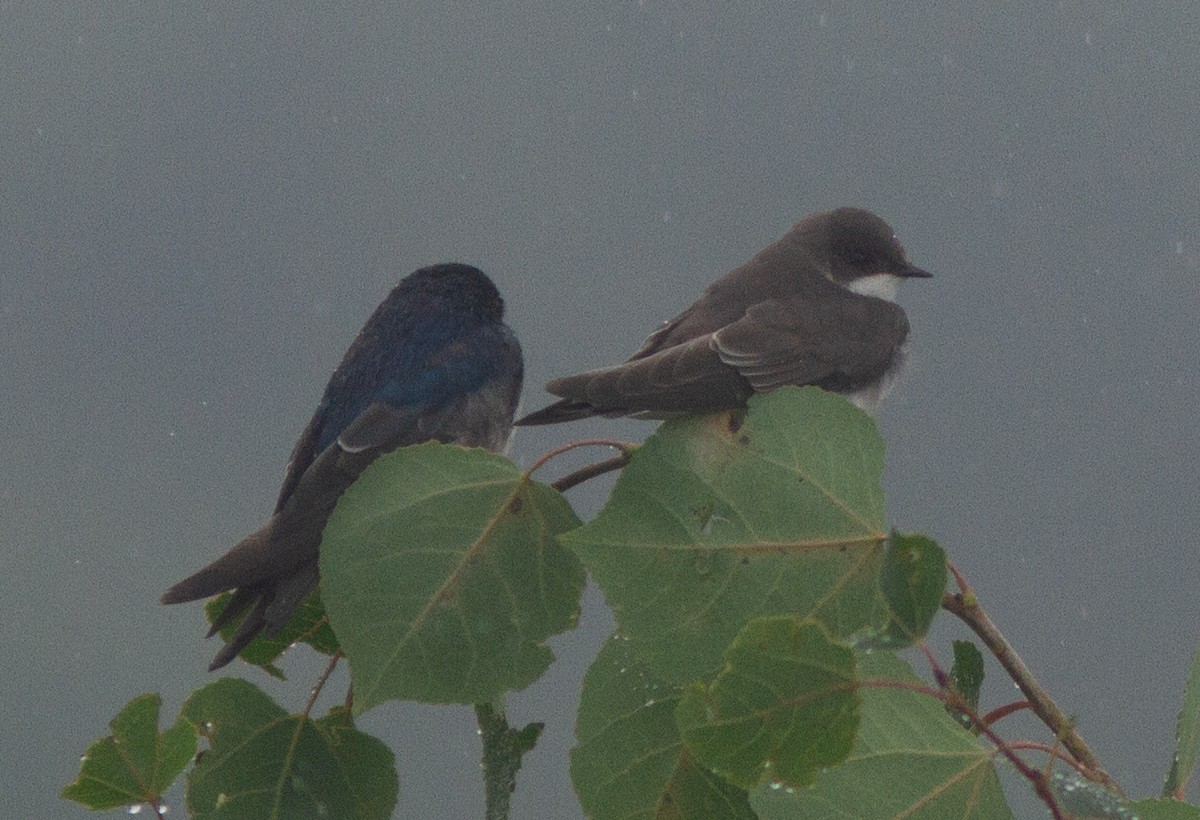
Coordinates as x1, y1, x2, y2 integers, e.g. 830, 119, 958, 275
162, 263, 524, 670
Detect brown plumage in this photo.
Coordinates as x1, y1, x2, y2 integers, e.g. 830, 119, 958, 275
517, 207, 930, 425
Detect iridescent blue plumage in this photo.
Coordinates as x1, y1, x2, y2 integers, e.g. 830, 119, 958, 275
163, 263, 523, 670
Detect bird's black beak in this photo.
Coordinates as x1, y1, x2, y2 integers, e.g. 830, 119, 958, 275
899, 264, 933, 279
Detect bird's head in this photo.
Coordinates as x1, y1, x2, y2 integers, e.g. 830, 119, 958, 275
399, 263, 506, 323
820, 207, 932, 302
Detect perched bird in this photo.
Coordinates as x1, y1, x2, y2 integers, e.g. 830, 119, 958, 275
516, 207, 930, 425
163, 263, 523, 670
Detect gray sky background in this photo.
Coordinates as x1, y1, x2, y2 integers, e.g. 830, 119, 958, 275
3, 4, 1198, 818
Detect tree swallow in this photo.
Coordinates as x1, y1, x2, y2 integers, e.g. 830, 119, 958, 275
163, 263, 524, 670
516, 207, 930, 424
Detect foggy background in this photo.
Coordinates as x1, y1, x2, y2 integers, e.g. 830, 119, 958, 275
3, 3, 1198, 817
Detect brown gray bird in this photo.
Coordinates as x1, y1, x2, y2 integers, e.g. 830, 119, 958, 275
516, 207, 930, 426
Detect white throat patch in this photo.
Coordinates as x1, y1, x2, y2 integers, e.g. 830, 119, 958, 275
846, 273, 901, 303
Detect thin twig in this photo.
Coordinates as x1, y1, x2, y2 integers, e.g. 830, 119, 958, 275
267, 651, 344, 815
946, 560, 974, 601
521, 438, 638, 492
303, 651, 343, 718
982, 700, 1034, 725
942, 561, 1119, 793
551, 453, 633, 492
1007, 740, 1095, 779
525, 438, 635, 476
916, 643, 950, 688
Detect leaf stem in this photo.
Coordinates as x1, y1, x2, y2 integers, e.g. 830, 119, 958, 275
981, 700, 1033, 726
521, 438, 638, 492
551, 453, 633, 492
303, 651, 343, 718
941, 561, 1120, 793
1006, 740, 1096, 779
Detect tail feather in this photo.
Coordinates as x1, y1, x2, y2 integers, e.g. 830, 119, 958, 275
164, 507, 328, 669
206, 586, 259, 636
208, 595, 271, 671
160, 528, 274, 605
203, 562, 319, 670
262, 561, 320, 634
514, 399, 600, 426
164, 522, 323, 670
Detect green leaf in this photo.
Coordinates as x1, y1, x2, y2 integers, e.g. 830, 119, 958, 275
314, 708, 399, 820
1130, 798, 1200, 819
181, 678, 396, 820
571, 635, 754, 820
658, 752, 759, 820
567, 387, 889, 683
950, 640, 985, 712
476, 702, 544, 820
205, 590, 339, 679
62, 693, 196, 811
1048, 772, 1133, 818
1165, 650, 1200, 797
751, 652, 1012, 819
677, 617, 859, 789
319, 442, 585, 710
865, 532, 946, 648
